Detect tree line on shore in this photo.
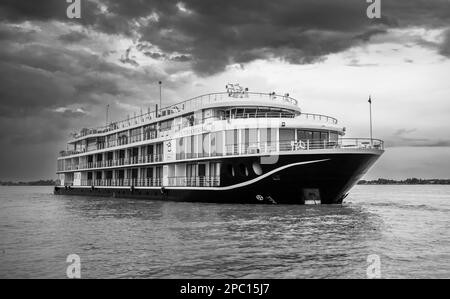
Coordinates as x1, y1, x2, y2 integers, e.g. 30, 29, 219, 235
0, 180, 56, 186
358, 178, 450, 185
1, 178, 449, 186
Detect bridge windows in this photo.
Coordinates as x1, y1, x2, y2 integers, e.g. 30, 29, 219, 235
296, 130, 332, 142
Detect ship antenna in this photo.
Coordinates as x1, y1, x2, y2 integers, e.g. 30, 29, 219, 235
106, 104, 110, 126
159, 81, 162, 109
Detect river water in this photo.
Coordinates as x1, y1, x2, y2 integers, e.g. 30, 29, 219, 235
0, 185, 448, 278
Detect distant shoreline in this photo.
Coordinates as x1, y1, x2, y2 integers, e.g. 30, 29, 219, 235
1, 179, 450, 186
358, 178, 450, 185
0, 180, 56, 186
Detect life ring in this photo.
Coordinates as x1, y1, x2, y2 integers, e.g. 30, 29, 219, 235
160, 187, 166, 195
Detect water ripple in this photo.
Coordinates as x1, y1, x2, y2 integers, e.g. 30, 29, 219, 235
0, 185, 449, 278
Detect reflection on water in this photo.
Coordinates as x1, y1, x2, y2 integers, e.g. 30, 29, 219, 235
0, 185, 449, 278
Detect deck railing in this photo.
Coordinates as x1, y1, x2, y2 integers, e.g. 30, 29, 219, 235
76, 177, 220, 188
58, 138, 383, 172
67, 92, 299, 140
60, 113, 340, 158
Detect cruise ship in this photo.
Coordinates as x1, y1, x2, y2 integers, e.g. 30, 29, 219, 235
54, 85, 384, 204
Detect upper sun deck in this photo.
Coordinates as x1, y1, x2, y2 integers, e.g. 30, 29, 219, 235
68, 91, 302, 142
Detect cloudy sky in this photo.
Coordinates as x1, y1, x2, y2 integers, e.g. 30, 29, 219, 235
0, 0, 449, 181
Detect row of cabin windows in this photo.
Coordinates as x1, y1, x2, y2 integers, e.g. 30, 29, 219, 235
174, 128, 338, 159
85, 162, 220, 180
87, 167, 163, 180
74, 108, 296, 152
82, 144, 164, 163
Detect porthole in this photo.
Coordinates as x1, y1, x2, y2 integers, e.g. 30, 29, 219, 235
227, 164, 235, 177
252, 162, 263, 176
239, 164, 248, 176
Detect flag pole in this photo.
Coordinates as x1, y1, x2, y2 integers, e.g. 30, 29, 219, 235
369, 96, 373, 146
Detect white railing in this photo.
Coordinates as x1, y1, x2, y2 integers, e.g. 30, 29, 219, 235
79, 177, 220, 188
59, 138, 383, 172
68, 92, 299, 140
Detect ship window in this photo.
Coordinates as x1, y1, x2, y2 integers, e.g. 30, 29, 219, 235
280, 129, 295, 151
320, 132, 328, 141
297, 130, 307, 141
107, 134, 117, 147
118, 131, 128, 145
210, 162, 221, 177
197, 134, 203, 158
280, 129, 295, 141
147, 167, 153, 179
160, 119, 173, 131
241, 128, 249, 145
190, 135, 196, 158
202, 133, 210, 157
143, 124, 157, 140
260, 128, 276, 143
182, 113, 194, 127
330, 132, 338, 142
211, 132, 216, 156
185, 135, 192, 158
241, 128, 257, 154
215, 131, 223, 156
225, 129, 238, 155
155, 167, 162, 179
177, 137, 185, 160
312, 131, 321, 140
193, 135, 198, 158
186, 164, 197, 178
130, 128, 141, 143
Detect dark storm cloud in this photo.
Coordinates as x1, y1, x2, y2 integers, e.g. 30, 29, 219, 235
0, 0, 68, 21
100, 0, 450, 74
439, 29, 450, 57
58, 30, 89, 43
2, 0, 450, 74
0, 43, 123, 116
